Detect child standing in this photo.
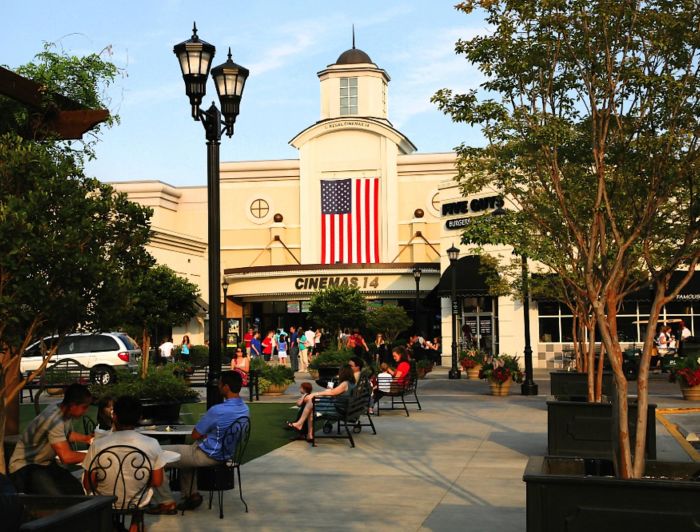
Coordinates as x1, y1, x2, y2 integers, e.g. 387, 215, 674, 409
278, 334, 289, 365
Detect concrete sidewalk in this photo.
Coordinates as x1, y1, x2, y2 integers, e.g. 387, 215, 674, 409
144, 368, 693, 532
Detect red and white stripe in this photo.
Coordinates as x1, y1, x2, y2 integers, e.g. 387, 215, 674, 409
321, 177, 379, 264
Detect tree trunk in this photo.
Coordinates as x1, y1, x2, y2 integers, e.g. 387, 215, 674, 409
587, 321, 596, 402
596, 340, 605, 403
140, 329, 151, 379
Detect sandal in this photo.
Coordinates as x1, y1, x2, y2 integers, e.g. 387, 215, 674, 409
146, 503, 177, 515
285, 421, 302, 432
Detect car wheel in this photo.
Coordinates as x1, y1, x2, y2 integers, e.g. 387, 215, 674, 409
91, 366, 116, 385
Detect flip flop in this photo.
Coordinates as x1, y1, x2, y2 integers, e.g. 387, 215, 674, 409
285, 421, 302, 432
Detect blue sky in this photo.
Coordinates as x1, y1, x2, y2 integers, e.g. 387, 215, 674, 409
4, 1, 488, 186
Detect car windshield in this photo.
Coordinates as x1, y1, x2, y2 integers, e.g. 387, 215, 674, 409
117, 334, 139, 350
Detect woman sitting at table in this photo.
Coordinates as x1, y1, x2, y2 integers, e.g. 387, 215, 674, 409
230, 347, 250, 386
287, 365, 355, 443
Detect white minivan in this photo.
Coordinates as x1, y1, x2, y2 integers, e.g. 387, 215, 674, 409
21, 332, 141, 384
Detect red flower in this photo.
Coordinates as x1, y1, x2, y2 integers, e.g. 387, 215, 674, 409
492, 366, 512, 384
678, 368, 700, 387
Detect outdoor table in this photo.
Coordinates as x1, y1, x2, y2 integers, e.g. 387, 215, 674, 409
137, 424, 195, 444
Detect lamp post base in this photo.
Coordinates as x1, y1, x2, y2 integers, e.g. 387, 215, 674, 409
521, 381, 539, 396
448, 368, 461, 380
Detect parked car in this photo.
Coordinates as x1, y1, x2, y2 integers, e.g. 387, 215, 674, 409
21, 332, 141, 384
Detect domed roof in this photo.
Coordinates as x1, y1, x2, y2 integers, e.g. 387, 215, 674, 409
335, 47, 372, 65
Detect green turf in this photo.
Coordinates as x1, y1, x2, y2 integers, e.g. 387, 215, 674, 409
18, 401, 295, 464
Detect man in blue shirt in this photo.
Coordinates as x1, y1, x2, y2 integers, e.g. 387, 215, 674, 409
148, 371, 249, 514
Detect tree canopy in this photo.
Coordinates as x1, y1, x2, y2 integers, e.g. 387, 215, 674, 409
433, 0, 700, 478
308, 286, 367, 343
366, 304, 412, 345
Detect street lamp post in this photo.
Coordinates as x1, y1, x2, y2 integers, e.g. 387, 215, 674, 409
520, 255, 538, 395
174, 24, 249, 408
412, 265, 422, 333
447, 245, 461, 379
222, 279, 229, 354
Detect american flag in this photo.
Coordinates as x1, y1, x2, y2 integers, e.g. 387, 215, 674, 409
321, 178, 379, 264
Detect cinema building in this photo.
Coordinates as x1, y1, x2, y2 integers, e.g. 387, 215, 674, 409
113, 45, 699, 369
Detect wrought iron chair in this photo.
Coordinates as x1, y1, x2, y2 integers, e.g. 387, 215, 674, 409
85, 445, 153, 532
195, 416, 251, 518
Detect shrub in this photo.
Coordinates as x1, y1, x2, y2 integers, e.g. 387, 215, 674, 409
90, 365, 199, 403
308, 348, 353, 370
479, 354, 523, 384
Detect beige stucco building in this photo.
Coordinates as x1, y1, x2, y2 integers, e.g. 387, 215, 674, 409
113, 44, 700, 369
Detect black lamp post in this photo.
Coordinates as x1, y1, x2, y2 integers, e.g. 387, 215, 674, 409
412, 265, 422, 332
447, 245, 461, 379
519, 255, 538, 395
491, 207, 538, 395
174, 23, 249, 408
222, 279, 229, 352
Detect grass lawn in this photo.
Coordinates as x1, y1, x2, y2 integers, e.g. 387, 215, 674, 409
17, 401, 295, 464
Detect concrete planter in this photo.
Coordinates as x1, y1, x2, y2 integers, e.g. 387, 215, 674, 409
549, 371, 614, 400
524, 456, 700, 531
488, 379, 512, 396
680, 383, 700, 401
547, 400, 656, 459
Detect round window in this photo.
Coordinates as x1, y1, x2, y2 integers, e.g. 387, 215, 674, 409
250, 199, 270, 219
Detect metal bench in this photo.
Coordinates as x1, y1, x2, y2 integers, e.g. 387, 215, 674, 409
25, 358, 91, 414
311, 380, 376, 448
375, 369, 422, 417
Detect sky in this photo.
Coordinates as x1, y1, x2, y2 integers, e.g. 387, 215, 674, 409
3, 1, 488, 187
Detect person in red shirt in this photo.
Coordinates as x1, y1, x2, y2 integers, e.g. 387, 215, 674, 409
372, 346, 411, 404
243, 328, 254, 356
262, 331, 274, 361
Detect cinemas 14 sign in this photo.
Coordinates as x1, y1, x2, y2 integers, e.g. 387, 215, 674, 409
295, 276, 380, 291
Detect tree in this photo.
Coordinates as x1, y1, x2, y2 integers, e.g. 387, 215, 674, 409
308, 286, 367, 348
126, 265, 200, 377
366, 304, 413, 345
0, 46, 151, 473
433, 0, 700, 478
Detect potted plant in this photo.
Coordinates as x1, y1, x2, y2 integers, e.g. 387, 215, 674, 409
90, 366, 199, 424
459, 349, 486, 379
478, 354, 523, 396
307, 348, 352, 382
669, 353, 700, 401
415, 359, 434, 379
257, 364, 295, 396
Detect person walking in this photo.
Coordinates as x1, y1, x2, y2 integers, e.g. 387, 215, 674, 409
298, 327, 309, 371
289, 326, 300, 371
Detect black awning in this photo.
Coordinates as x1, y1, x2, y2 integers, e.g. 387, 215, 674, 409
630, 269, 700, 302
437, 255, 498, 298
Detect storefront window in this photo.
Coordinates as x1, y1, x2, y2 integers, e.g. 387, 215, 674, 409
560, 317, 574, 342
539, 318, 560, 342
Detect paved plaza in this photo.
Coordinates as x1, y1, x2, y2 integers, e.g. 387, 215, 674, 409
143, 368, 694, 532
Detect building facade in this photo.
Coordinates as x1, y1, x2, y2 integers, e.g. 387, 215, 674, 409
112, 45, 699, 368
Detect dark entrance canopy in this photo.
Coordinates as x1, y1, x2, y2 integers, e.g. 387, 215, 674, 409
436, 255, 498, 298
0, 66, 109, 140
626, 270, 700, 302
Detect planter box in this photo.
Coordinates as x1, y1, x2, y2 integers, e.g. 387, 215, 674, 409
18, 494, 114, 531
314, 366, 340, 388
524, 456, 700, 531
547, 400, 656, 459
550, 371, 614, 401
140, 401, 182, 425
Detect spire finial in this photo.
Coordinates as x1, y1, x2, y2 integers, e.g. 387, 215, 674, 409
352, 24, 355, 49
192, 21, 198, 38
227, 47, 232, 60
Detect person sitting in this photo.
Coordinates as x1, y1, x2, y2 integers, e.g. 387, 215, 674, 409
82, 395, 171, 530
287, 365, 356, 444
375, 363, 394, 393
93, 395, 115, 439
9, 383, 94, 495
373, 346, 412, 404
287, 382, 313, 441
348, 356, 364, 383
230, 347, 250, 386
148, 371, 249, 514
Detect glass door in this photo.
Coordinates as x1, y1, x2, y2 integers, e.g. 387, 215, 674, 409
461, 297, 498, 355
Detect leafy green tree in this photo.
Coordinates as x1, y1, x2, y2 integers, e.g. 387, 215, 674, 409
125, 265, 200, 376
309, 286, 367, 348
434, 0, 700, 478
366, 304, 412, 345
0, 45, 150, 473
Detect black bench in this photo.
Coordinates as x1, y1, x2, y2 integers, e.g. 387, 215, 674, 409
375, 370, 422, 417
22, 358, 91, 415
311, 380, 376, 448
187, 365, 259, 402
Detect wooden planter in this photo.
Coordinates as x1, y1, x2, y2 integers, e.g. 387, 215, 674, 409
261, 383, 289, 396
547, 400, 657, 459
488, 379, 512, 396
680, 383, 700, 401
524, 456, 700, 531
550, 371, 614, 400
